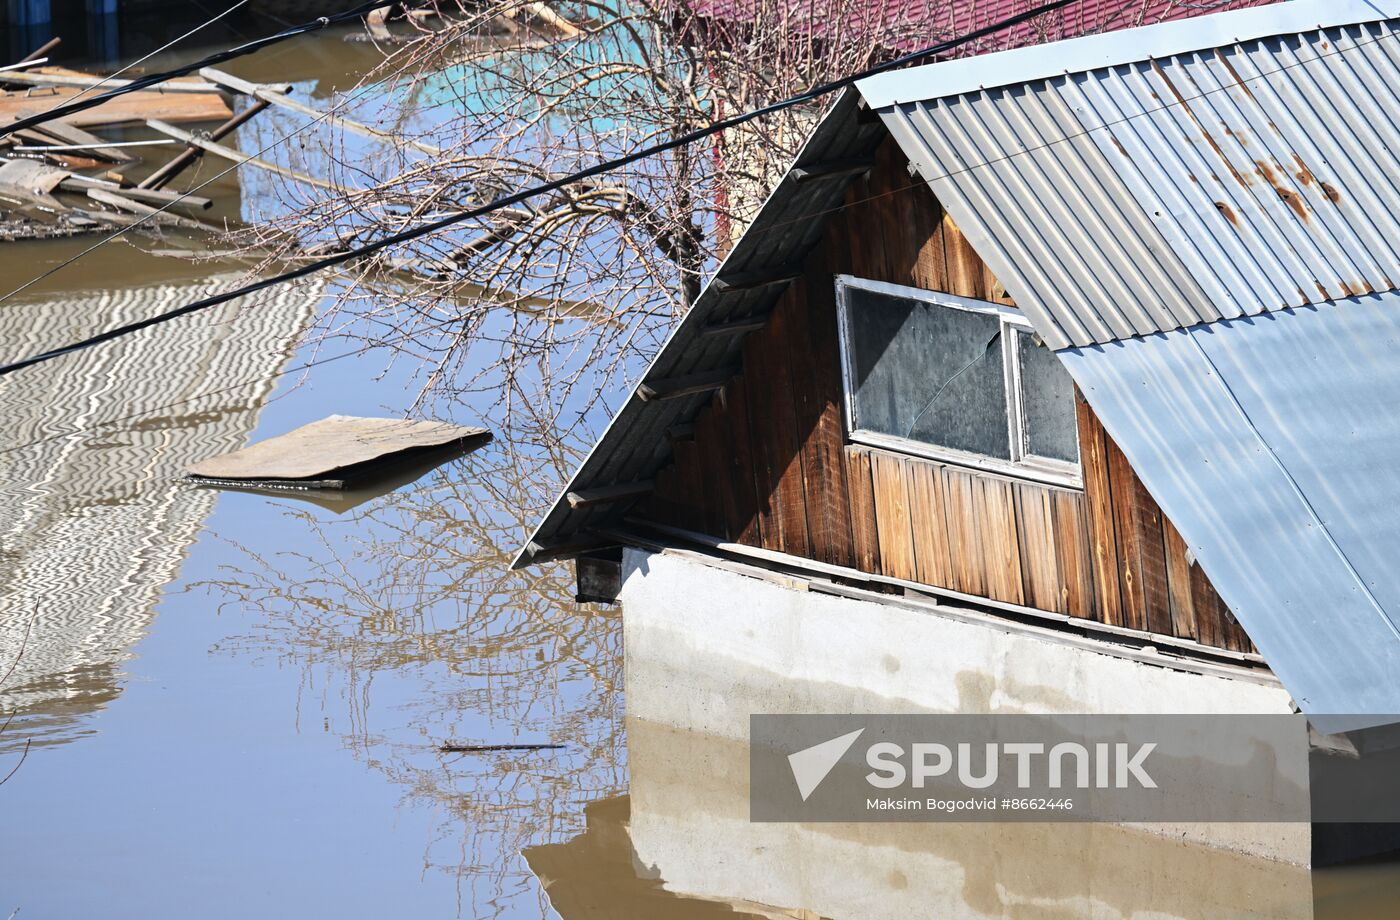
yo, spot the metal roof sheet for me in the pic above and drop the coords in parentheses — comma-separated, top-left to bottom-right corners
(513, 90, 885, 567)
(1060, 295, 1400, 732)
(866, 0, 1400, 348)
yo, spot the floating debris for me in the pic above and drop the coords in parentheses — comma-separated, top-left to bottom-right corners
(185, 415, 491, 492)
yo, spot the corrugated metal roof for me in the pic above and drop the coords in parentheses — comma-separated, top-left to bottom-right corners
(513, 90, 884, 567)
(1059, 295, 1400, 732)
(865, 0, 1400, 348)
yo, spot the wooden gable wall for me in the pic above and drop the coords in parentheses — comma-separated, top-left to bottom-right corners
(642, 136, 1254, 654)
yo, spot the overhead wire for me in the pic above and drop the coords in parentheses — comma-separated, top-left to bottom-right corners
(0, 0, 395, 139)
(0, 0, 1086, 378)
(5, 1, 1378, 453)
(17, 0, 252, 123)
(0, 45, 426, 307)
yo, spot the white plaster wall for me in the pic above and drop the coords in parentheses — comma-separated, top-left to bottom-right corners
(619, 548, 1308, 863)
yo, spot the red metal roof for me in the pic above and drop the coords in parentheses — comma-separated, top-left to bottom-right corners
(686, 0, 1277, 55)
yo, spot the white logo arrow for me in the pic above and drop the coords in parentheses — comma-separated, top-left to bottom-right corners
(788, 728, 865, 801)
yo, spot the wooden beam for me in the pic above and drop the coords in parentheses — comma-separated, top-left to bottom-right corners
(700, 311, 770, 338)
(139, 99, 270, 190)
(566, 479, 654, 509)
(711, 267, 801, 294)
(200, 67, 443, 157)
(523, 535, 617, 564)
(85, 188, 212, 230)
(666, 422, 695, 441)
(146, 119, 346, 193)
(0, 70, 221, 94)
(791, 157, 874, 183)
(637, 368, 733, 402)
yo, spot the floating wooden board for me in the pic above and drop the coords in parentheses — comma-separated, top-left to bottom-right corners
(0, 68, 230, 129)
(186, 415, 491, 491)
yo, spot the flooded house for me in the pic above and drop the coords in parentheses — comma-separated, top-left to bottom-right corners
(515, 0, 1400, 868)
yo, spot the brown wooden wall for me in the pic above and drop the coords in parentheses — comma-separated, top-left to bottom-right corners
(643, 136, 1253, 653)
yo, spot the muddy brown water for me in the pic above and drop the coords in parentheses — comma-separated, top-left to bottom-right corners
(2, 15, 1400, 920)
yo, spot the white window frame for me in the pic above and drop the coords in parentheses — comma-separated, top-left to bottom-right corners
(835, 275, 1082, 489)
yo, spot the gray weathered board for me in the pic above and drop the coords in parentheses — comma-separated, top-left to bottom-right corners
(186, 415, 490, 490)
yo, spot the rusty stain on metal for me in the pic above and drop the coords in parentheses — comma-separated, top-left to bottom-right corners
(1110, 135, 1129, 156)
(1214, 49, 1259, 104)
(1153, 60, 1253, 189)
(1255, 158, 1310, 221)
(1317, 282, 1331, 300)
(1321, 181, 1341, 203)
(1291, 153, 1312, 180)
(1339, 280, 1357, 298)
(1214, 200, 1239, 227)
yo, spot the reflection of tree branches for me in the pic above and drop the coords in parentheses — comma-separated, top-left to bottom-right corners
(0, 606, 36, 787)
(192, 448, 622, 915)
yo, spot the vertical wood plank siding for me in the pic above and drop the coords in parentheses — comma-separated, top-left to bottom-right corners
(642, 136, 1253, 653)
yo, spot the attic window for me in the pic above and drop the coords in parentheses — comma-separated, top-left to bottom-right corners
(835, 276, 1080, 486)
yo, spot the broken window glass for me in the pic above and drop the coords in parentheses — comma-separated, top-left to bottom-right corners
(843, 285, 1011, 460)
(838, 278, 1080, 482)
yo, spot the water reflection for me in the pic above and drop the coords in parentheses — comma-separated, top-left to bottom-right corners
(0, 270, 322, 753)
(195, 448, 624, 908)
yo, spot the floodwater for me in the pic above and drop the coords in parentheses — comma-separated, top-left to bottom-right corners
(1, 11, 1399, 920)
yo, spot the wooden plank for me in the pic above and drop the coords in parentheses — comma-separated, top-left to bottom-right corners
(905, 456, 951, 589)
(1014, 482, 1063, 613)
(744, 305, 812, 557)
(1075, 390, 1124, 627)
(742, 328, 783, 551)
(700, 312, 769, 338)
(0, 68, 220, 93)
(0, 83, 230, 128)
(791, 157, 875, 183)
(636, 368, 732, 402)
(724, 376, 764, 547)
(565, 479, 653, 509)
(147, 118, 345, 192)
(939, 466, 986, 597)
(710, 266, 802, 293)
(200, 67, 443, 157)
(759, 301, 812, 558)
(901, 172, 949, 292)
(696, 405, 739, 540)
(793, 266, 855, 568)
(671, 439, 706, 534)
(1051, 489, 1096, 619)
(1189, 560, 1223, 650)
(870, 450, 917, 581)
(975, 475, 1025, 605)
(1131, 473, 1173, 636)
(941, 212, 988, 300)
(845, 447, 881, 575)
(1106, 434, 1149, 632)
(1161, 517, 1198, 640)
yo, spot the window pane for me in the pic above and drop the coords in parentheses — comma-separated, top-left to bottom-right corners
(844, 286, 1010, 460)
(1016, 330, 1079, 463)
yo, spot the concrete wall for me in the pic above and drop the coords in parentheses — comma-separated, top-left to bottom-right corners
(625, 716, 1315, 919)
(619, 547, 1311, 864)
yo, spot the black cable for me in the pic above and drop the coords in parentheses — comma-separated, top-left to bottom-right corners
(0, 0, 395, 140)
(0, 0, 1083, 379)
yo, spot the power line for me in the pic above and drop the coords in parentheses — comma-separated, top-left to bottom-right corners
(0, 46, 421, 307)
(0, 0, 393, 140)
(3, 4, 1388, 456)
(22, 0, 251, 123)
(0, 0, 1085, 378)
